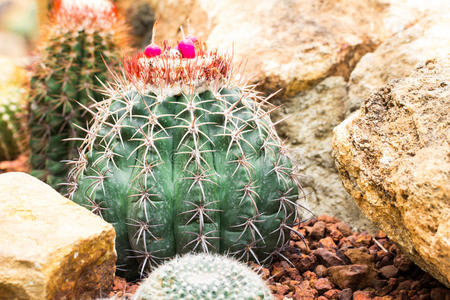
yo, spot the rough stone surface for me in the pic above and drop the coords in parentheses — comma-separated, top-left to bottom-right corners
(276, 76, 375, 230)
(332, 58, 450, 286)
(328, 264, 376, 290)
(0, 172, 116, 299)
(147, 0, 389, 96)
(346, 14, 450, 115)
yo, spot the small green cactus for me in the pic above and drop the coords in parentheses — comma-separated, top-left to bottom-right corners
(0, 86, 28, 161)
(133, 253, 273, 300)
(29, 0, 128, 190)
(69, 40, 304, 279)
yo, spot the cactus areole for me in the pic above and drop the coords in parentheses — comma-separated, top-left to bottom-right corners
(69, 41, 304, 279)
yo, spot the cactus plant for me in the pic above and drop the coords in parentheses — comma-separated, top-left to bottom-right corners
(0, 86, 28, 161)
(0, 58, 29, 162)
(133, 253, 273, 300)
(29, 0, 128, 190)
(69, 40, 304, 279)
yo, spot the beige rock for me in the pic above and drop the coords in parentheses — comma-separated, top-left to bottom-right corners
(332, 58, 450, 286)
(275, 76, 375, 229)
(346, 14, 450, 115)
(148, 0, 387, 96)
(0, 172, 116, 299)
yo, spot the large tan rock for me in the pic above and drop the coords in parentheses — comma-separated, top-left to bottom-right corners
(0, 172, 116, 299)
(148, 0, 388, 96)
(332, 58, 450, 286)
(275, 76, 374, 229)
(346, 14, 450, 115)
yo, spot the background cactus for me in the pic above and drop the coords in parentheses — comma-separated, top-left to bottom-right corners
(69, 41, 305, 279)
(133, 253, 273, 300)
(0, 58, 28, 161)
(0, 86, 28, 161)
(29, 0, 128, 190)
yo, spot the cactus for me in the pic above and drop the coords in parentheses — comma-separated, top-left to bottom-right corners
(0, 58, 29, 161)
(0, 86, 28, 161)
(29, 0, 128, 190)
(69, 40, 304, 279)
(133, 253, 273, 300)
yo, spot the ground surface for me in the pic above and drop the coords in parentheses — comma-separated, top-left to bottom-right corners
(107, 215, 450, 299)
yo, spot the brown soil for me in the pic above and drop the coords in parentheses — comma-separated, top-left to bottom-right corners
(108, 215, 450, 299)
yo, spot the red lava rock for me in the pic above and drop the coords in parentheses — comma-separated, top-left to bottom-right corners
(303, 270, 318, 281)
(294, 280, 318, 299)
(339, 237, 355, 249)
(315, 264, 328, 277)
(313, 248, 345, 267)
(355, 232, 372, 247)
(287, 267, 301, 279)
(320, 236, 338, 249)
(344, 247, 375, 267)
(271, 283, 290, 296)
(396, 279, 414, 291)
(338, 288, 353, 300)
(336, 222, 353, 237)
(379, 278, 398, 296)
(294, 240, 311, 254)
(430, 288, 450, 300)
(260, 266, 271, 280)
(318, 215, 340, 224)
(272, 263, 286, 280)
(310, 221, 327, 240)
(378, 254, 395, 268)
(318, 296, 329, 300)
(315, 278, 334, 293)
(328, 264, 376, 290)
(380, 265, 399, 279)
(394, 254, 413, 272)
(373, 297, 394, 300)
(323, 289, 341, 299)
(353, 290, 373, 300)
(327, 224, 344, 242)
(296, 253, 317, 272)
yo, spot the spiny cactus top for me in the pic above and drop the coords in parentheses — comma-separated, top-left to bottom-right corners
(69, 39, 304, 279)
(133, 253, 273, 300)
(29, 0, 128, 191)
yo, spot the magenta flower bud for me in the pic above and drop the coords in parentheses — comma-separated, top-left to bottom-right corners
(178, 38, 195, 59)
(144, 44, 162, 58)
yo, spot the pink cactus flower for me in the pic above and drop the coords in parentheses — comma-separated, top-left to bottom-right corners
(144, 44, 162, 58)
(178, 38, 195, 59)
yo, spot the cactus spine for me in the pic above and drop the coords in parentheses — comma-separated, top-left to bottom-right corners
(29, 0, 128, 190)
(133, 253, 273, 300)
(0, 58, 28, 161)
(69, 42, 304, 279)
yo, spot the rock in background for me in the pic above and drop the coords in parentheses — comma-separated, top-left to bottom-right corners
(0, 172, 116, 299)
(333, 57, 450, 286)
(143, 0, 449, 231)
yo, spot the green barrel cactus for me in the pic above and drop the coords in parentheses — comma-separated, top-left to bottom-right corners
(69, 40, 304, 279)
(133, 253, 273, 300)
(29, 0, 128, 190)
(0, 86, 28, 161)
